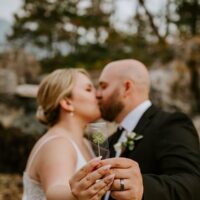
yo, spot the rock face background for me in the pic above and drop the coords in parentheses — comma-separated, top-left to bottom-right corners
(150, 37, 200, 116)
(0, 49, 41, 84)
(0, 38, 200, 200)
(150, 60, 194, 114)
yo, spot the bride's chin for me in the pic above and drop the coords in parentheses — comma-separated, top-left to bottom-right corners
(89, 113, 101, 123)
(96, 111, 101, 120)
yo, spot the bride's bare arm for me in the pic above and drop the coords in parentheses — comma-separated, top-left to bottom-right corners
(37, 138, 78, 200)
(37, 138, 114, 200)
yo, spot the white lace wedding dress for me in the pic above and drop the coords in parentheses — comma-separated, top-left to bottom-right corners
(22, 135, 88, 200)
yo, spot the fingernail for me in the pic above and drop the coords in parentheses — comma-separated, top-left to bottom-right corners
(95, 179, 101, 183)
(100, 164, 112, 170)
(105, 174, 115, 181)
(90, 156, 102, 162)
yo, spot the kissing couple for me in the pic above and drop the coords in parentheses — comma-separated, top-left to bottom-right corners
(22, 59, 200, 200)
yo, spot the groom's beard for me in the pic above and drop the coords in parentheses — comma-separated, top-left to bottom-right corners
(99, 91, 124, 122)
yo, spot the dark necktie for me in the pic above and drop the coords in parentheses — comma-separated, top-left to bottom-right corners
(109, 126, 125, 157)
(115, 126, 125, 140)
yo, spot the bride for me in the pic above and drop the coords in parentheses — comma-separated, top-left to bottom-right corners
(22, 68, 115, 200)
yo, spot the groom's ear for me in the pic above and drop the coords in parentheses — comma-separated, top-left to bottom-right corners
(123, 80, 133, 97)
(59, 98, 74, 112)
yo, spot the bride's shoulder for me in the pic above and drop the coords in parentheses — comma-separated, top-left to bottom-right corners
(27, 133, 77, 166)
(37, 134, 78, 169)
(40, 134, 76, 156)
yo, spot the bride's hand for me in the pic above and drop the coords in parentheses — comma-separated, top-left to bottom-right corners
(69, 157, 115, 200)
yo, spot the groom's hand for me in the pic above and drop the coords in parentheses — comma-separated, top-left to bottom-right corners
(102, 158, 143, 200)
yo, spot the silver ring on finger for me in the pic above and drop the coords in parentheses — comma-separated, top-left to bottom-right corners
(119, 178, 125, 191)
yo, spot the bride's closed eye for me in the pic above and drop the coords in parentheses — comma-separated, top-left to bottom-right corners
(85, 84, 94, 92)
(86, 87, 92, 92)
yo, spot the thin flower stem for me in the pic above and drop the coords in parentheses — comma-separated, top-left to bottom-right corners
(98, 142, 100, 156)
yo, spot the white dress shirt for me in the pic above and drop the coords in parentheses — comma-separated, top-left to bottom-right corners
(116, 100, 152, 157)
(104, 100, 152, 200)
(120, 100, 152, 132)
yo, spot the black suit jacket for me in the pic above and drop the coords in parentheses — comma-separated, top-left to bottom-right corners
(108, 105, 200, 200)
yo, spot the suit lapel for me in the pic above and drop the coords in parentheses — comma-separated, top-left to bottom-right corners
(121, 105, 158, 157)
(133, 105, 158, 134)
(109, 105, 158, 158)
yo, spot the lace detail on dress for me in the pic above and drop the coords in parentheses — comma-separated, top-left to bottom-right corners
(22, 172, 46, 200)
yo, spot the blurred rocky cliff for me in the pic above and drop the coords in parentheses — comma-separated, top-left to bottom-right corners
(0, 49, 41, 92)
(0, 49, 45, 174)
(150, 37, 200, 133)
(150, 37, 200, 114)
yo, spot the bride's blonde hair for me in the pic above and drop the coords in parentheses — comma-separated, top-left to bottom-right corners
(36, 68, 89, 126)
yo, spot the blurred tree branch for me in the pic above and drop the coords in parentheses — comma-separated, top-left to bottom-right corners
(138, 0, 166, 44)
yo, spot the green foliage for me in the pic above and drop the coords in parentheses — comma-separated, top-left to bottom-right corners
(175, 0, 200, 36)
(9, 0, 118, 71)
(8, 0, 194, 72)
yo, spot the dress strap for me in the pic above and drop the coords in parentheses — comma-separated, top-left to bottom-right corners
(67, 138, 88, 171)
(26, 135, 68, 171)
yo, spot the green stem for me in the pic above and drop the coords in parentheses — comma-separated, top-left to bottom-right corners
(98, 142, 100, 157)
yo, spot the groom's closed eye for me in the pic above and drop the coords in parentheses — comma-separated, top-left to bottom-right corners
(99, 82, 108, 90)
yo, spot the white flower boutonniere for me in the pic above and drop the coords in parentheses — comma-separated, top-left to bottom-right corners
(114, 131, 143, 157)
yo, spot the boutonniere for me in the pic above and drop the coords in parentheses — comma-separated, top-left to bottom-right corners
(114, 131, 143, 157)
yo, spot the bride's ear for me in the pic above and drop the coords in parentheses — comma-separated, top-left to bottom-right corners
(59, 98, 74, 112)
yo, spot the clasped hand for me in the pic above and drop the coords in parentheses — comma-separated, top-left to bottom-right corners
(69, 157, 115, 200)
(69, 157, 143, 200)
(102, 158, 143, 200)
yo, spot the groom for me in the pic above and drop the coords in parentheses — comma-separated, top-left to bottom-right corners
(96, 59, 200, 200)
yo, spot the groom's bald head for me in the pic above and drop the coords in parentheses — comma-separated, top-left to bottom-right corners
(101, 59, 150, 94)
(97, 59, 150, 122)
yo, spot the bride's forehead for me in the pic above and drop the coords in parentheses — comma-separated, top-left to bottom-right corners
(75, 73, 92, 85)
